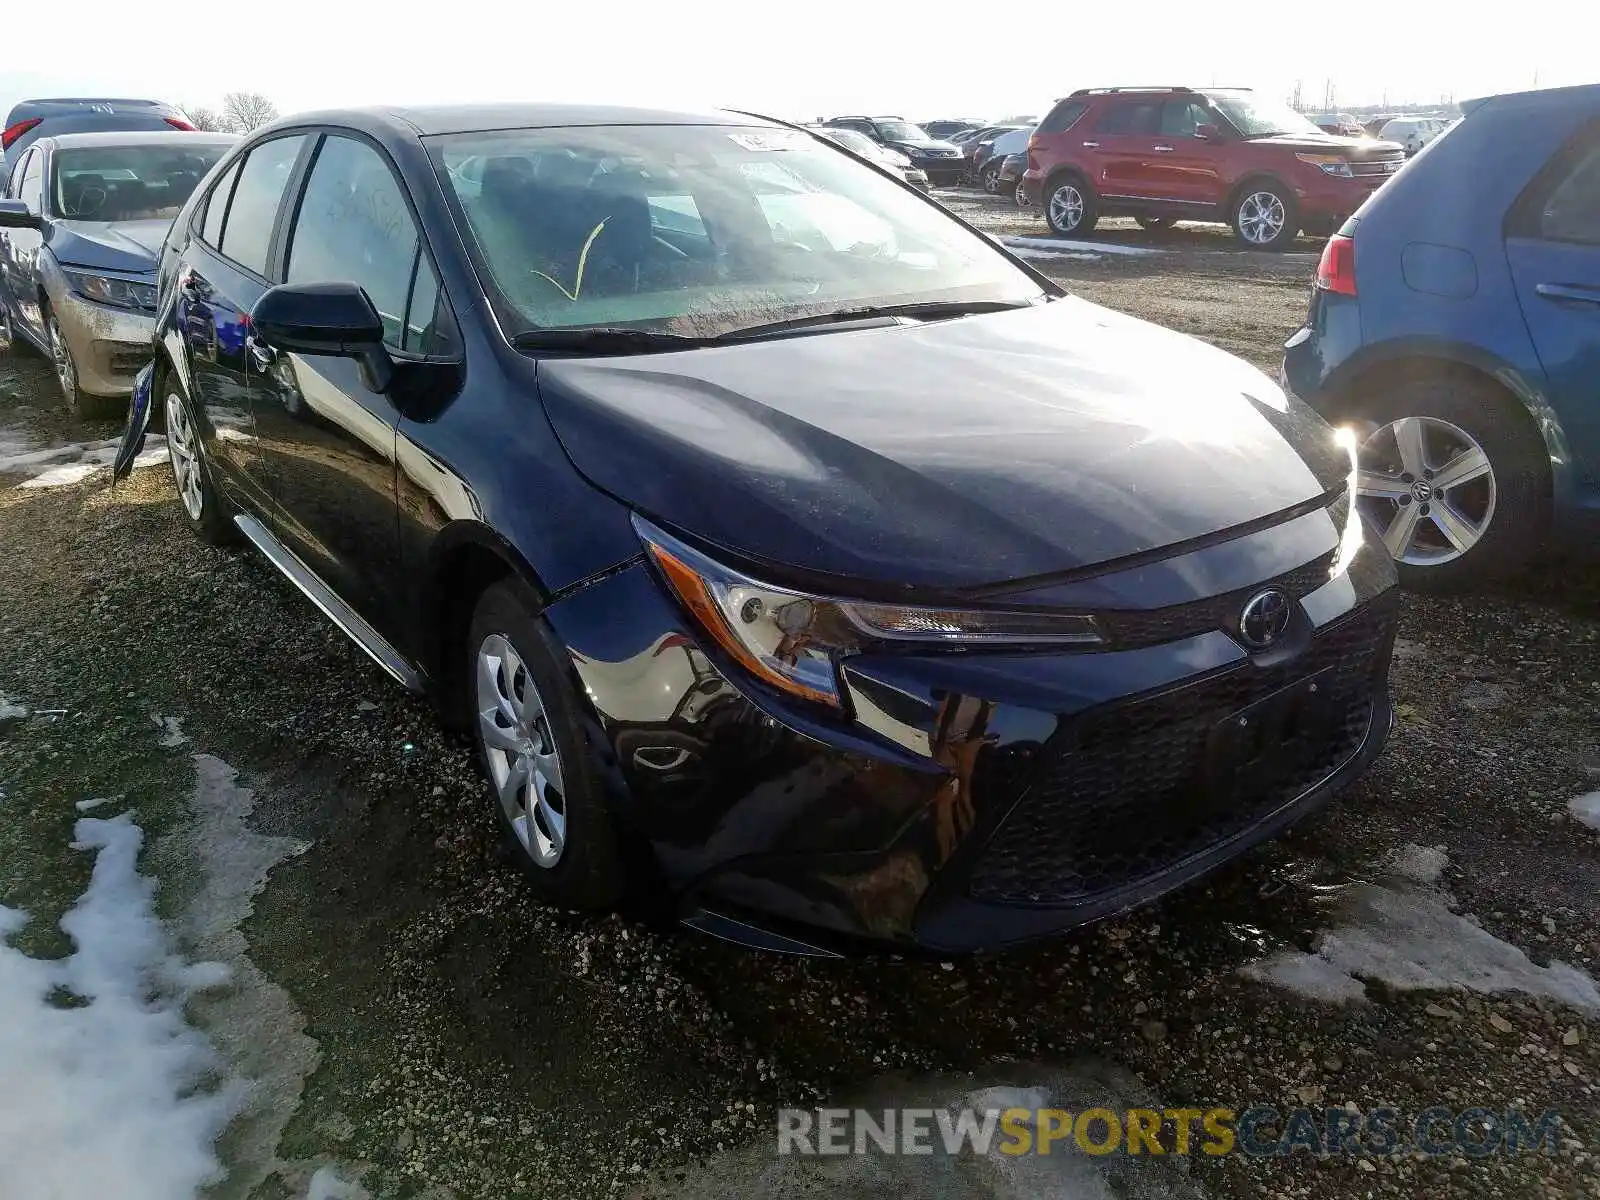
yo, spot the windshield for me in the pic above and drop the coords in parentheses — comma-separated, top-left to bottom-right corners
(434, 125, 1042, 339)
(52, 144, 229, 221)
(1207, 95, 1324, 139)
(874, 120, 931, 143)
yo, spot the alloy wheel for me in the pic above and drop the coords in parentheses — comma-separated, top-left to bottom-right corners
(48, 315, 77, 402)
(1237, 190, 1287, 245)
(1014, 180, 1029, 207)
(1355, 416, 1497, 566)
(477, 633, 566, 868)
(1048, 184, 1084, 232)
(165, 391, 205, 520)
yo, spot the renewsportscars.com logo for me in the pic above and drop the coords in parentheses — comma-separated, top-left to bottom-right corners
(777, 1105, 1566, 1159)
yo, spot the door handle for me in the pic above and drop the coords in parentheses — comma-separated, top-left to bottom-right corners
(1535, 282, 1600, 306)
(1081, 140, 1100, 149)
(1153, 144, 1175, 153)
(245, 333, 276, 371)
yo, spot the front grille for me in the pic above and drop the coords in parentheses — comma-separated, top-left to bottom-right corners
(1350, 158, 1403, 178)
(1097, 553, 1334, 649)
(966, 594, 1395, 907)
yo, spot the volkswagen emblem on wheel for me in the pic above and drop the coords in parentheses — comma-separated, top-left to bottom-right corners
(1238, 589, 1292, 649)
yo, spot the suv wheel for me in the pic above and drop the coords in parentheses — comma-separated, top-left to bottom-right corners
(1044, 177, 1097, 236)
(1342, 376, 1549, 592)
(1231, 184, 1298, 250)
(468, 580, 623, 909)
(981, 162, 1002, 194)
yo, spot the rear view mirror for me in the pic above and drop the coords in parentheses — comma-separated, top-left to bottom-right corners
(0, 199, 39, 229)
(1194, 123, 1221, 141)
(252, 281, 393, 392)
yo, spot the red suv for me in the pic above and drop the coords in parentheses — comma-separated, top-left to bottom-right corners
(1022, 87, 1405, 249)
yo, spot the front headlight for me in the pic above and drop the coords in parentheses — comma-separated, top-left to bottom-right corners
(63, 270, 157, 312)
(1295, 153, 1354, 178)
(635, 517, 1104, 709)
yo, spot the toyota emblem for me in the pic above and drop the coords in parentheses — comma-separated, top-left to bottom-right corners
(1239, 589, 1292, 649)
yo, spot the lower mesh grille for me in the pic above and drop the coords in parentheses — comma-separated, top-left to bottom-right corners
(967, 596, 1395, 908)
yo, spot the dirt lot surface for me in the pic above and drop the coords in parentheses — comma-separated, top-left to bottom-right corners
(1, 190, 1597, 1200)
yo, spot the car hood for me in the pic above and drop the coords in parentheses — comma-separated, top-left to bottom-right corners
(1248, 132, 1403, 158)
(47, 219, 166, 273)
(537, 298, 1349, 592)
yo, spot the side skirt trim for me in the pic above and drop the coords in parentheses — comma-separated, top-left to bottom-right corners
(233, 513, 424, 693)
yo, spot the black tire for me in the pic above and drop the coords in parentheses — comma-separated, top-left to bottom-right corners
(467, 579, 623, 909)
(1013, 179, 1029, 207)
(1135, 215, 1172, 231)
(1336, 374, 1550, 593)
(44, 306, 120, 419)
(159, 367, 237, 546)
(1230, 182, 1299, 251)
(981, 162, 1002, 194)
(1043, 175, 1098, 236)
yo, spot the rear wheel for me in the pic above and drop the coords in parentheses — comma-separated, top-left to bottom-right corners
(468, 580, 623, 909)
(1231, 183, 1299, 250)
(164, 372, 236, 545)
(1044, 176, 1097, 236)
(1339, 375, 1549, 592)
(981, 162, 1002, 194)
(1014, 178, 1029, 207)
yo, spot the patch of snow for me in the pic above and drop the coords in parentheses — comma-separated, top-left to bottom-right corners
(1243, 844, 1600, 1012)
(1001, 235, 1165, 258)
(0, 812, 245, 1199)
(75, 796, 115, 813)
(1568, 792, 1600, 833)
(0, 691, 27, 723)
(2, 435, 166, 490)
(155, 715, 188, 748)
(306, 1165, 370, 1199)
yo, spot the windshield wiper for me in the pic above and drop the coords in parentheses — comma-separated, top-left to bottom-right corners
(717, 299, 1035, 343)
(510, 327, 713, 355)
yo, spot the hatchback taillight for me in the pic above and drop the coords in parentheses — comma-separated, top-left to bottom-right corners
(1, 118, 41, 149)
(164, 117, 197, 131)
(1315, 234, 1357, 296)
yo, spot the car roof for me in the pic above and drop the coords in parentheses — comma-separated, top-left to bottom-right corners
(273, 104, 774, 139)
(6, 96, 181, 120)
(1461, 81, 1600, 114)
(41, 130, 238, 150)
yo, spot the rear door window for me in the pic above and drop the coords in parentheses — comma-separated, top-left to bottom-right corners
(1095, 101, 1161, 136)
(218, 135, 308, 277)
(200, 160, 242, 247)
(1537, 141, 1600, 245)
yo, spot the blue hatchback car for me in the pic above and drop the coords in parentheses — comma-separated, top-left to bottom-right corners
(1283, 84, 1600, 591)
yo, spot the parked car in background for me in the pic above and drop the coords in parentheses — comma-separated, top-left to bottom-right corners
(113, 103, 1397, 955)
(809, 125, 930, 190)
(3, 98, 196, 173)
(1023, 87, 1405, 249)
(821, 116, 965, 185)
(1309, 113, 1366, 137)
(969, 126, 1029, 186)
(1377, 116, 1448, 155)
(1283, 83, 1600, 590)
(0, 130, 235, 413)
(997, 151, 1029, 204)
(923, 120, 982, 140)
(1363, 115, 1398, 138)
(977, 128, 1033, 192)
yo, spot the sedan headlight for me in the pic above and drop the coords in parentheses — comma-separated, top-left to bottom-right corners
(1295, 153, 1354, 178)
(63, 270, 158, 312)
(635, 517, 1104, 709)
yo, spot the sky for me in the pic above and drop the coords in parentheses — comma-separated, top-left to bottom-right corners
(1, 0, 1591, 125)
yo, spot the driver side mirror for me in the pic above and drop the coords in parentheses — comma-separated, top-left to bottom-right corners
(0, 199, 39, 229)
(1194, 123, 1221, 141)
(251, 281, 393, 392)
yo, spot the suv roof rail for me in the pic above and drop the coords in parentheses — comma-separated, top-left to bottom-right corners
(1069, 86, 1194, 97)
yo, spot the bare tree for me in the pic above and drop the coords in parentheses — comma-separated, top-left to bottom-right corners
(221, 92, 279, 133)
(182, 105, 229, 133)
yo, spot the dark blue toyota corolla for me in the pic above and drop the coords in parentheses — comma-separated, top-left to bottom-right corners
(116, 104, 1397, 953)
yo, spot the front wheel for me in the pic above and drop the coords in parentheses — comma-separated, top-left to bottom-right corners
(1014, 179, 1030, 207)
(1343, 376, 1549, 592)
(46, 308, 117, 418)
(468, 580, 623, 909)
(1231, 184, 1299, 250)
(981, 162, 1002, 194)
(1044, 177, 1097, 236)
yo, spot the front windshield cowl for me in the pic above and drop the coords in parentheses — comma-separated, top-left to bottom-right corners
(433, 123, 1042, 343)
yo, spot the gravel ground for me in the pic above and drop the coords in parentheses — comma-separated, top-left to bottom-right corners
(0, 196, 1597, 1200)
